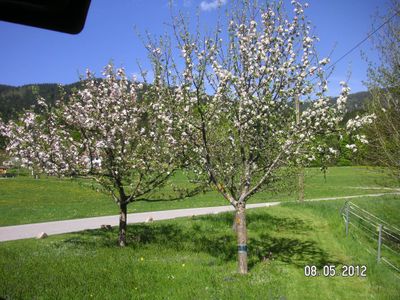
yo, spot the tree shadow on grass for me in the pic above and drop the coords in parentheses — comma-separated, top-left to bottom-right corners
(248, 234, 341, 269)
(247, 211, 312, 234)
(55, 211, 341, 271)
(197, 211, 312, 233)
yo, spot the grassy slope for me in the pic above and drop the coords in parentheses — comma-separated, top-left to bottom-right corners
(1, 197, 399, 299)
(0, 166, 398, 226)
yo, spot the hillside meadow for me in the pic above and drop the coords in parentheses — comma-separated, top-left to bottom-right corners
(0, 196, 399, 299)
(1, 166, 399, 299)
(0, 166, 397, 226)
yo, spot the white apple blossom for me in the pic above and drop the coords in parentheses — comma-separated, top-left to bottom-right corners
(145, 0, 371, 274)
(319, 58, 330, 65)
(1, 65, 176, 247)
(346, 144, 358, 152)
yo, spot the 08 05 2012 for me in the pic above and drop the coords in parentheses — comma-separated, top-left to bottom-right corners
(304, 265, 367, 277)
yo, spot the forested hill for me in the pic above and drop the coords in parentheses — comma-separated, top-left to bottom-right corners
(338, 91, 370, 115)
(0, 82, 371, 122)
(0, 82, 82, 122)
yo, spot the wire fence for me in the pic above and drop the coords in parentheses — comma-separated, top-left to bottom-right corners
(340, 201, 400, 274)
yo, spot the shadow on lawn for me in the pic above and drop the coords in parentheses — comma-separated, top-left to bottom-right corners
(57, 211, 341, 270)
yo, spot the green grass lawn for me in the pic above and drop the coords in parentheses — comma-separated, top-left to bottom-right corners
(1, 197, 399, 299)
(0, 166, 398, 226)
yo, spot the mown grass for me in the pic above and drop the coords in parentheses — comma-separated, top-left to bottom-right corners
(0, 166, 398, 226)
(1, 196, 399, 299)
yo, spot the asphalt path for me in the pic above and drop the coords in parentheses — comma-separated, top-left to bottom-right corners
(1, 192, 399, 242)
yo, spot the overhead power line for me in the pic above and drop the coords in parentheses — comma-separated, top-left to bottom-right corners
(326, 9, 400, 72)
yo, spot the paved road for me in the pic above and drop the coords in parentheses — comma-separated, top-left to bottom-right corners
(1, 192, 399, 242)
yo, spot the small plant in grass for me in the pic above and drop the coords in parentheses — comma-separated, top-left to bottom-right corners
(0, 65, 176, 246)
(146, 0, 373, 273)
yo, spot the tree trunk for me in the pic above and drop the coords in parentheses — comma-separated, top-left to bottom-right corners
(298, 168, 304, 202)
(295, 94, 304, 202)
(235, 202, 248, 274)
(118, 202, 127, 247)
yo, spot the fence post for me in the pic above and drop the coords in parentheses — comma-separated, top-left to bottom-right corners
(377, 224, 382, 262)
(345, 203, 349, 236)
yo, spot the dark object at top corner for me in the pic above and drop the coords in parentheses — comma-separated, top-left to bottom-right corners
(0, 0, 91, 34)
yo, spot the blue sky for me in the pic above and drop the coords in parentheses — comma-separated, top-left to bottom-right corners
(0, 0, 390, 96)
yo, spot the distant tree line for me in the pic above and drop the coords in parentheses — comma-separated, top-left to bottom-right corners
(0, 82, 372, 123)
(0, 83, 83, 122)
(0, 82, 372, 165)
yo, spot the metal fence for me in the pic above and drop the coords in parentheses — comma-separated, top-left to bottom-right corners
(340, 201, 400, 274)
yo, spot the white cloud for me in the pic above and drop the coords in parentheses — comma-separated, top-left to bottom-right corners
(200, 0, 227, 11)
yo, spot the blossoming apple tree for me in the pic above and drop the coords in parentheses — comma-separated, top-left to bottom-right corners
(0, 65, 176, 246)
(146, 0, 371, 273)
